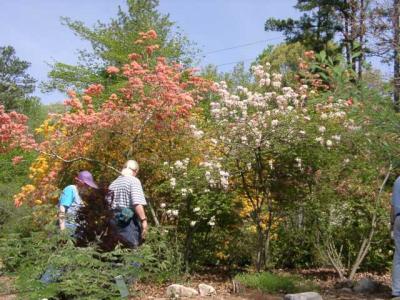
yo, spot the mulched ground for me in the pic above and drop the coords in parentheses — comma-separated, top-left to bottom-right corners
(131, 269, 393, 299)
(0, 276, 16, 300)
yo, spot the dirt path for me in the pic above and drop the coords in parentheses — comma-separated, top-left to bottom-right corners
(0, 276, 16, 300)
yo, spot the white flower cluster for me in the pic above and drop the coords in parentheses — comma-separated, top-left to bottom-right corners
(251, 64, 271, 87)
(190, 124, 204, 139)
(208, 215, 216, 227)
(174, 158, 189, 171)
(200, 159, 230, 190)
(170, 177, 176, 188)
(211, 65, 308, 132)
(314, 125, 342, 149)
(208, 63, 357, 181)
(295, 157, 302, 170)
(180, 188, 193, 197)
(166, 209, 179, 217)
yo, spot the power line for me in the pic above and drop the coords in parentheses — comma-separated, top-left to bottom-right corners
(203, 37, 282, 55)
(216, 58, 257, 68)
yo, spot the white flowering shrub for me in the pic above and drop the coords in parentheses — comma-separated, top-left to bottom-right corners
(151, 57, 398, 273)
(154, 157, 241, 270)
(199, 61, 383, 270)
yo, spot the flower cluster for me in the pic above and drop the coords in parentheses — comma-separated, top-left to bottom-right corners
(200, 159, 230, 190)
(0, 105, 37, 154)
(209, 62, 352, 156)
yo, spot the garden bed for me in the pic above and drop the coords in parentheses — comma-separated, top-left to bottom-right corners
(131, 269, 393, 299)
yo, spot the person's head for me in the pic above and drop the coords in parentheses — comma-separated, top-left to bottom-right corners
(121, 160, 139, 177)
(124, 159, 139, 176)
(75, 170, 98, 191)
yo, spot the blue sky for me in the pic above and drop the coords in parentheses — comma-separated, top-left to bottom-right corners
(0, 0, 335, 104)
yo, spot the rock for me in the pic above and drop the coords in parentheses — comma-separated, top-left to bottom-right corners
(232, 279, 245, 294)
(283, 292, 323, 300)
(198, 283, 216, 296)
(353, 278, 378, 294)
(335, 279, 353, 289)
(339, 287, 353, 294)
(166, 284, 199, 298)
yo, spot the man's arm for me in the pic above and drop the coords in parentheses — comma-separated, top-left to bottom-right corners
(134, 204, 148, 239)
(130, 177, 148, 239)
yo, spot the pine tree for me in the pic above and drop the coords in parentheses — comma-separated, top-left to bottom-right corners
(0, 46, 40, 112)
(265, 0, 370, 77)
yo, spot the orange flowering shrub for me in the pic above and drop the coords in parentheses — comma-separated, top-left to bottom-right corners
(8, 30, 213, 207)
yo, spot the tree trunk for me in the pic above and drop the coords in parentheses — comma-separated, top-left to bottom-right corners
(255, 223, 265, 271)
(344, 16, 352, 66)
(264, 209, 274, 267)
(394, 0, 400, 111)
(358, 0, 366, 80)
(348, 163, 392, 279)
(350, 0, 357, 72)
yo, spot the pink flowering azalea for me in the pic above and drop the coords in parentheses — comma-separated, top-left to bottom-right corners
(106, 66, 120, 75)
(12, 156, 23, 165)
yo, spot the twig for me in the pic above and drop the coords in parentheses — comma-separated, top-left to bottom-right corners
(146, 198, 160, 227)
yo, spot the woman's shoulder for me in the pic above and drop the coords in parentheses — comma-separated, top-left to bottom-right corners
(63, 184, 77, 192)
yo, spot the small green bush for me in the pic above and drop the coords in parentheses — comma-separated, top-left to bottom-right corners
(234, 272, 318, 294)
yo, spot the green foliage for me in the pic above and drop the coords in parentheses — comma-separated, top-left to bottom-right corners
(0, 149, 37, 228)
(265, 1, 341, 53)
(235, 272, 318, 294)
(137, 226, 183, 282)
(0, 203, 186, 299)
(0, 45, 42, 116)
(256, 42, 305, 77)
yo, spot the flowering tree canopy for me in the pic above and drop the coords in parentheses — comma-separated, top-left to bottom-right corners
(8, 30, 213, 207)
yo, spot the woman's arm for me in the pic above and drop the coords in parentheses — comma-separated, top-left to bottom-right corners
(59, 205, 66, 230)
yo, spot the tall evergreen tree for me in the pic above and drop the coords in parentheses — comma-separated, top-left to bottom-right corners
(0, 46, 40, 112)
(265, 0, 342, 53)
(370, 0, 400, 110)
(265, 0, 370, 77)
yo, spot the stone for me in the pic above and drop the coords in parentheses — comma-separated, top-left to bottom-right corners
(353, 278, 378, 294)
(283, 292, 323, 300)
(232, 279, 245, 294)
(335, 279, 353, 289)
(166, 284, 199, 298)
(198, 283, 216, 296)
(339, 287, 353, 294)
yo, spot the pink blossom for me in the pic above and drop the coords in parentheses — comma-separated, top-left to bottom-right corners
(12, 156, 23, 165)
(106, 66, 120, 74)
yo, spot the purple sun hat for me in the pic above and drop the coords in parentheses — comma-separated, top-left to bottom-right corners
(76, 170, 98, 189)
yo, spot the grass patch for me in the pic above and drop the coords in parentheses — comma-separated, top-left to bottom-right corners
(234, 271, 318, 294)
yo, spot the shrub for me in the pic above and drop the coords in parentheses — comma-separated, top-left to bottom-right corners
(235, 271, 318, 294)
